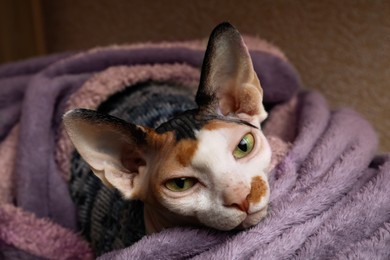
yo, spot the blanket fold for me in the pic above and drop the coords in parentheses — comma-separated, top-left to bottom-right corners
(0, 37, 388, 259)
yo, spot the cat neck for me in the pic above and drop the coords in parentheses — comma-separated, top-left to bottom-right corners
(143, 204, 200, 234)
(143, 206, 172, 234)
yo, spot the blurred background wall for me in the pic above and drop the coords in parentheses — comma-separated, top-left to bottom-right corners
(0, 0, 389, 151)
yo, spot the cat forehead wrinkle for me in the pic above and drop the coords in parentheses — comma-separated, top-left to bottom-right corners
(202, 118, 259, 132)
(247, 176, 268, 204)
(203, 119, 242, 131)
(156, 110, 203, 141)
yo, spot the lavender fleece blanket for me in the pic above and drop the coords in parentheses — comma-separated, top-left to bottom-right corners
(0, 37, 389, 259)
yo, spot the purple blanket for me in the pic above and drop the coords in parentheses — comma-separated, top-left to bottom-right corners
(0, 38, 388, 259)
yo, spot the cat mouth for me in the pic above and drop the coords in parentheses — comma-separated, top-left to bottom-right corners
(236, 207, 268, 229)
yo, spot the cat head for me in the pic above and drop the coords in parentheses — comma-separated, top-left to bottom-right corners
(63, 22, 272, 233)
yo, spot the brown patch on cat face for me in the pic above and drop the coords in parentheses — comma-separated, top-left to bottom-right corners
(145, 129, 198, 167)
(247, 176, 267, 204)
(145, 128, 175, 150)
(176, 140, 198, 166)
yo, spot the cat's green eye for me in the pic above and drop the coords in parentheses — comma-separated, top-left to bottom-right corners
(233, 133, 255, 159)
(165, 177, 197, 192)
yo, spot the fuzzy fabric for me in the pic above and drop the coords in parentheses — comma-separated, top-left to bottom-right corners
(0, 126, 18, 204)
(0, 204, 93, 259)
(0, 37, 299, 259)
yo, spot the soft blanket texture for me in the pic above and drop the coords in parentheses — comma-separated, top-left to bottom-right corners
(0, 36, 388, 259)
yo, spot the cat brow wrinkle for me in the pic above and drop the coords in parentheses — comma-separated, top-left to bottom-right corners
(156, 110, 201, 140)
(156, 110, 259, 141)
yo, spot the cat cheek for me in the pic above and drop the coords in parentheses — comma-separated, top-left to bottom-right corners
(163, 194, 205, 218)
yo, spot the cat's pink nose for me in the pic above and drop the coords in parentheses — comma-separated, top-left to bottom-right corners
(230, 199, 249, 212)
(223, 187, 250, 212)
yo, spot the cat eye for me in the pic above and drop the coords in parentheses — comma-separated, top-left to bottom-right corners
(233, 133, 255, 159)
(165, 177, 197, 192)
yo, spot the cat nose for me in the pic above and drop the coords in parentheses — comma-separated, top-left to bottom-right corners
(223, 187, 250, 212)
(230, 199, 249, 212)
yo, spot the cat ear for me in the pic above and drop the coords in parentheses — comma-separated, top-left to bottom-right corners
(63, 109, 149, 199)
(195, 22, 267, 123)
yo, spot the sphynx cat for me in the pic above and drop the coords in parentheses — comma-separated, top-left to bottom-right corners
(63, 22, 272, 234)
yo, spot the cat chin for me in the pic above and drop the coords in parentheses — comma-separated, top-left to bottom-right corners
(236, 206, 268, 230)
